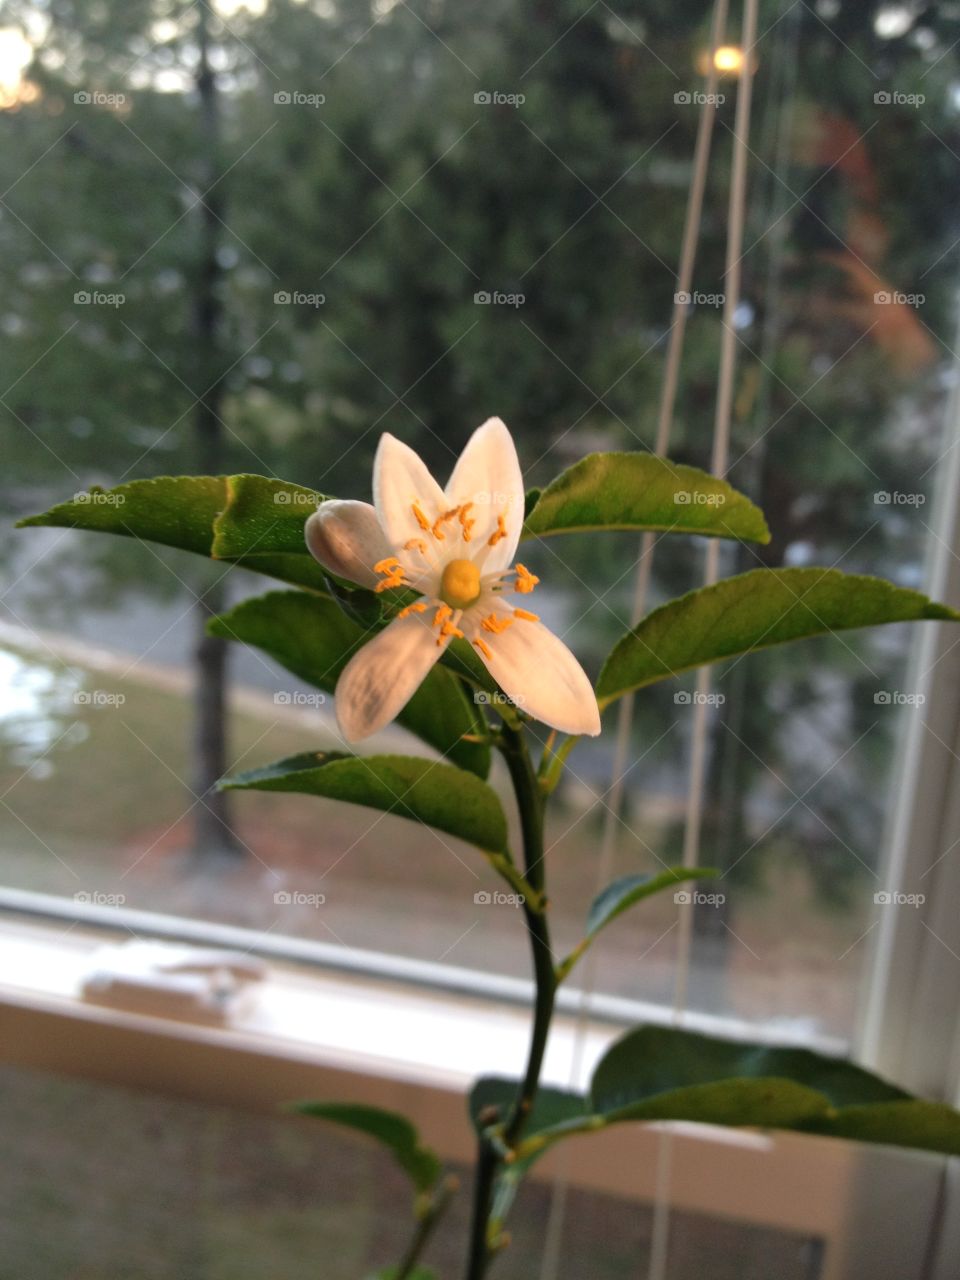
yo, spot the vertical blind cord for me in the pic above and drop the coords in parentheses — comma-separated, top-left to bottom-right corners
(537, 3, 731, 1277)
(649, 1, 761, 1277)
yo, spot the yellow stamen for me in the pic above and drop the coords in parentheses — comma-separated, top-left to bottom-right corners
(474, 637, 492, 659)
(481, 612, 513, 635)
(373, 555, 406, 592)
(458, 502, 476, 542)
(513, 608, 539, 622)
(488, 514, 508, 547)
(411, 502, 431, 531)
(375, 574, 404, 592)
(514, 562, 539, 594)
(397, 602, 427, 619)
(433, 604, 453, 628)
(374, 557, 402, 574)
(431, 507, 460, 542)
(404, 537, 428, 554)
(440, 558, 482, 609)
(437, 619, 465, 647)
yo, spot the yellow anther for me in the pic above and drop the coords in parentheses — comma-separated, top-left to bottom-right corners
(514, 562, 539, 594)
(433, 604, 453, 628)
(481, 612, 513, 635)
(397, 602, 427, 619)
(436, 620, 464, 647)
(458, 502, 476, 542)
(374, 556, 403, 574)
(411, 502, 431, 531)
(513, 608, 539, 622)
(431, 507, 460, 542)
(440, 558, 482, 609)
(473, 637, 492, 659)
(375, 574, 404, 593)
(403, 537, 428, 554)
(488, 514, 508, 547)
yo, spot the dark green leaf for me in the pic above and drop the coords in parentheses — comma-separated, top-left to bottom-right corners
(222, 751, 508, 852)
(17, 475, 330, 592)
(591, 1026, 911, 1116)
(585, 869, 716, 941)
(210, 473, 324, 559)
(470, 1076, 588, 1137)
(597, 568, 960, 707)
(209, 591, 490, 778)
(522, 453, 770, 543)
(293, 1101, 440, 1192)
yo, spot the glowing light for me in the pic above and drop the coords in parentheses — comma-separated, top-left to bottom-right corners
(0, 28, 36, 110)
(713, 45, 745, 74)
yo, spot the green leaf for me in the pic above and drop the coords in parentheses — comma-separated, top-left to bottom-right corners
(17, 475, 331, 592)
(585, 869, 715, 941)
(597, 568, 960, 707)
(590, 1026, 911, 1117)
(221, 751, 508, 852)
(804, 1100, 960, 1157)
(556, 869, 717, 981)
(470, 1076, 588, 1138)
(209, 591, 490, 778)
(293, 1101, 441, 1193)
(522, 453, 770, 543)
(210, 473, 324, 559)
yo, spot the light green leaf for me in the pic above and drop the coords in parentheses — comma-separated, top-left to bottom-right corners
(804, 1100, 960, 1157)
(597, 568, 960, 707)
(293, 1101, 441, 1193)
(522, 453, 770, 543)
(221, 751, 508, 852)
(17, 475, 331, 592)
(556, 868, 716, 981)
(209, 591, 490, 778)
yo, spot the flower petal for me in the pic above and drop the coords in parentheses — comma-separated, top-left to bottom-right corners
(305, 499, 392, 589)
(473, 612, 601, 736)
(335, 608, 443, 742)
(445, 417, 525, 573)
(373, 433, 448, 552)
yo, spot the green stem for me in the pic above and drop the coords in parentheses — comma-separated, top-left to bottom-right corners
(463, 724, 556, 1279)
(396, 1177, 458, 1279)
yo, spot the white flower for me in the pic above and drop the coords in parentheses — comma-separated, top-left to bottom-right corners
(305, 417, 601, 742)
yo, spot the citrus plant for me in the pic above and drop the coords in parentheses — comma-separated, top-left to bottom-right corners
(19, 418, 960, 1278)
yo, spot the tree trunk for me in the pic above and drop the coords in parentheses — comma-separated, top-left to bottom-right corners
(189, 2, 240, 859)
